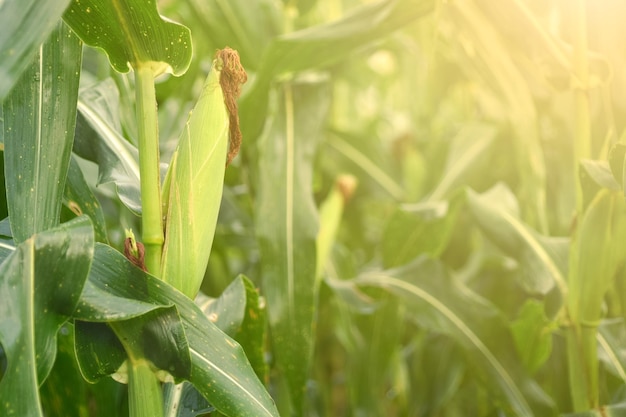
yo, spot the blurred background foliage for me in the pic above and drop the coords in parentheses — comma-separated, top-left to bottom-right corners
(7, 0, 626, 415)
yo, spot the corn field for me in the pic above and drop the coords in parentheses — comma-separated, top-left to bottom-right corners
(2, 1, 626, 416)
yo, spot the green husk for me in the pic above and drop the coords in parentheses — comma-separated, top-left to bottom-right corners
(161, 49, 246, 298)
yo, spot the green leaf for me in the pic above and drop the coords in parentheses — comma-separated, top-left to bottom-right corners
(467, 183, 568, 297)
(74, 321, 126, 383)
(568, 189, 626, 325)
(39, 323, 90, 417)
(511, 299, 555, 374)
(0, 0, 71, 101)
(0, 216, 94, 417)
(580, 159, 620, 194)
(598, 319, 626, 385)
(608, 143, 626, 189)
(64, 156, 109, 243)
(255, 79, 329, 415)
(2, 22, 82, 243)
(339, 293, 402, 416)
(234, 276, 268, 384)
(63, 0, 192, 76)
(74, 78, 142, 214)
(160, 56, 230, 298)
(258, 0, 434, 77)
(163, 381, 214, 417)
(111, 307, 192, 381)
(76, 243, 279, 417)
(408, 335, 465, 415)
(176, 275, 268, 414)
(427, 123, 497, 201)
(241, 0, 435, 141)
(325, 129, 404, 199)
(185, 0, 280, 71)
(196, 277, 247, 338)
(382, 192, 462, 268)
(449, 1, 549, 231)
(356, 256, 556, 416)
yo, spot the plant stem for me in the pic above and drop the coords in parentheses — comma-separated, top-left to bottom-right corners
(128, 359, 164, 417)
(568, 2, 596, 411)
(567, 325, 597, 411)
(135, 66, 163, 275)
(110, 321, 164, 417)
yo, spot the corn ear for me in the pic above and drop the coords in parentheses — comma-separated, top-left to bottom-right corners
(161, 51, 241, 298)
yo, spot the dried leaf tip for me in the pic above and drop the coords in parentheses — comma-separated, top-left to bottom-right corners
(216, 47, 248, 166)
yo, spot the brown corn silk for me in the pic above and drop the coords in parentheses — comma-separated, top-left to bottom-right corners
(216, 47, 247, 165)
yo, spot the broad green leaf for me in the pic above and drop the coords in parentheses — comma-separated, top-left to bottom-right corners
(356, 256, 556, 416)
(196, 276, 247, 338)
(580, 159, 621, 195)
(160, 55, 230, 298)
(0, 216, 94, 417)
(196, 274, 267, 382)
(474, 0, 572, 83)
(185, 0, 281, 71)
(74, 321, 126, 382)
(467, 184, 568, 297)
(3, 22, 82, 243)
(63, 0, 192, 76)
(257, 0, 434, 77)
(241, 0, 435, 141)
(0, 243, 42, 417)
(255, 79, 329, 415)
(571, 190, 626, 325)
(325, 129, 404, 199)
(167, 275, 267, 415)
(234, 275, 268, 384)
(569, 189, 626, 325)
(338, 293, 402, 416)
(64, 156, 109, 243)
(382, 192, 463, 268)
(408, 335, 465, 415)
(76, 243, 279, 417)
(39, 323, 89, 417)
(0, 0, 71, 101)
(110, 307, 192, 381)
(76, 295, 192, 386)
(450, 1, 548, 231)
(598, 319, 626, 385)
(163, 381, 214, 417)
(74, 78, 142, 214)
(511, 299, 555, 374)
(427, 123, 496, 201)
(608, 143, 626, 189)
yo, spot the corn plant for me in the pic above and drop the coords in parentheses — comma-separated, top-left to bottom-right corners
(4, 0, 626, 416)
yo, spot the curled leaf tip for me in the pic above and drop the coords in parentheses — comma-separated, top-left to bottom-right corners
(216, 47, 248, 166)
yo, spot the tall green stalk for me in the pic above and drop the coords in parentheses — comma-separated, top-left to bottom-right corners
(567, 1, 595, 411)
(135, 66, 164, 275)
(111, 320, 165, 417)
